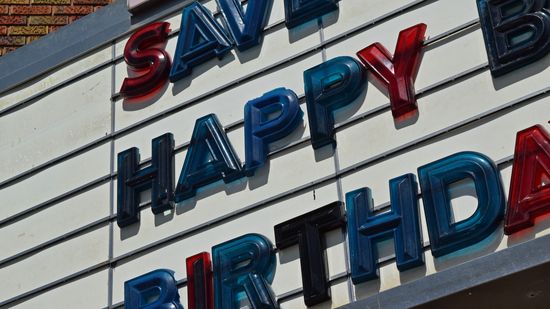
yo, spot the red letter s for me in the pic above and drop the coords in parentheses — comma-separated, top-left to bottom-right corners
(120, 22, 171, 99)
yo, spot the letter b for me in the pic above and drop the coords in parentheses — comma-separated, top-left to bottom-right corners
(477, 0, 550, 76)
(125, 269, 184, 309)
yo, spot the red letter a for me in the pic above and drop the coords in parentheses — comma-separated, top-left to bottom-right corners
(356, 24, 426, 119)
(505, 125, 550, 235)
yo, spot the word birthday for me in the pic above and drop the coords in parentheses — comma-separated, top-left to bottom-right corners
(118, 0, 550, 308)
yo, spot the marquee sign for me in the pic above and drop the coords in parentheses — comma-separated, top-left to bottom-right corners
(117, 0, 550, 308)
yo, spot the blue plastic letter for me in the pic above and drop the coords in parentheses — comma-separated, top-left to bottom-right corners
(244, 87, 303, 176)
(346, 174, 423, 284)
(170, 2, 232, 82)
(117, 133, 174, 228)
(418, 152, 505, 257)
(304, 56, 366, 149)
(477, 0, 550, 76)
(175, 114, 243, 202)
(125, 269, 184, 309)
(216, 0, 272, 51)
(212, 234, 278, 309)
(284, 0, 339, 28)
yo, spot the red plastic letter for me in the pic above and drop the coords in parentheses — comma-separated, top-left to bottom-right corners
(505, 125, 550, 235)
(356, 24, 427, 119)
(120, 22, 171, 99)
(186, 252, 213, 309)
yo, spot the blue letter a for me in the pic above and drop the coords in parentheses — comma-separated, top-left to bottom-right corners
(175, 114, 244, 202)
(170, 2, 232, 82)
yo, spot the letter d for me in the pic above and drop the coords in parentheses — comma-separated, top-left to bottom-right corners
(418, 152, 505, 257)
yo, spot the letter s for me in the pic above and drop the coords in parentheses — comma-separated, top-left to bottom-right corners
(120, 22, 171, 99)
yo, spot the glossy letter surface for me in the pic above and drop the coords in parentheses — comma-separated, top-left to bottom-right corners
(505, 125, 550, 234)
(170, 2, 232, 82)
(117, 133, 174, 228)
(356, 23, 427, 119)
(244, 87, 303, 176)
(187, 252, 214, 309)
(125, 269, 184, 309)
(477, 0, 550, 76)
(216, 0, 272, 51)
(304, 56, 366, 149)
(284, 0, 339, 28)
(418, 152, 505, 257)
(346, 174, 423, 284)
(175, 114, 243, 202)
(212, 234, 278, 309)
(120, 22, 171, 99)
(274, 202, 345, 306)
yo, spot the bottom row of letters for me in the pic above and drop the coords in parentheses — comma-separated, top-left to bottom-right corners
(124, 124, 550, 308)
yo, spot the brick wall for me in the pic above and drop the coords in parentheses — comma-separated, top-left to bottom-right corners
(0, 0, 113, 56)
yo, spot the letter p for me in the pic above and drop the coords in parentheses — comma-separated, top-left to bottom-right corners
(244, 88, 303, 176)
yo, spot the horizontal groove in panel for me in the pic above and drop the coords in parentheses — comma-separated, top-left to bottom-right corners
(0, 0, 243, 117)
(0, 227, 110, 306)
(0, 18, 482, 232)
(0, 147, 528, 306)
(0, 0, 442, 192)
(0, 57, 492, 269)
(0, 58, 504, 270)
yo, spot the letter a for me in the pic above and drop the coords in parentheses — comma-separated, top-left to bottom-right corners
(505, 125, 550, 235)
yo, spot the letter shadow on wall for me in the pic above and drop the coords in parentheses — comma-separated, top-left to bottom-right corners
(492, 52, 550, 90)
(352, 197, 404, 300)
(175, 120, 307, 215)
(121, 121, 307, 240)
(507, 211, 550, 246)
(397, 20, 484, 129)
(354, 177, 505, 297)
(286, 4, 340, 44)
(175, 177, 248, 216)
(313, 82, 366, 163)
(122, 81, 170, 111)
(233, 33, 264, 65)
(248, 118, 307, 190)
(288, 17, 322, 44)
(431, 178, 504, 273)
(232, 2, 274, 64)
(120, 189, 168, 240)
(171, 51, 236, 96)
(121, 190, 178, 240)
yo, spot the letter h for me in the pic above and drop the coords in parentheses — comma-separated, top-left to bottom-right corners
(117, 133, 175, 228)
(346, 174, 423, 284)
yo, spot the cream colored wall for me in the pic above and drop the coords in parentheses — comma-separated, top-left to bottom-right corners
(1, 0, 549, 308)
